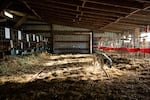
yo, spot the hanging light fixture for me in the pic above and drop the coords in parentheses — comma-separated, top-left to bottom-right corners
(4, 11, 13, 18)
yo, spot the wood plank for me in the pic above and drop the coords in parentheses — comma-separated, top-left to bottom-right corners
(30, 1, 127, 18)
(54, 48, 89, 50)
(33, 6, 80, 16)
(36, 10, 117, 22)
(27, 0, 133, 14)
(84, 2, 133, 14)
(54, 41, 89, 43)
(120, 19, 150, 25)
(80, 8, 126, 17)
(125, 17, 150, 23)
(43, 0, 83, 6)
(42, 15, 110, 25)
(14, 14, 28, 28)
(43, 18, 101, 29)
(86, 0, 145, 9)
(23, 30, 51, 33)
(116, 22, 144, 27)
(53, 31, 92, 34)
(22, 0, 150, 32)
(26, 0, 77, 10)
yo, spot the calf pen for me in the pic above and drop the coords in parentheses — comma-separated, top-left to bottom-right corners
(0, 27, 49, 60)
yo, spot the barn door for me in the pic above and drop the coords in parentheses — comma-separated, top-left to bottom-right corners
(53, 32, 92, 54)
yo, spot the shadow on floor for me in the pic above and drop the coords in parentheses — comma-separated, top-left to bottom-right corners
(0, 77, 149, 100)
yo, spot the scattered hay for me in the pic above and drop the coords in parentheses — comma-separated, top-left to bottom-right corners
(0, 52, 149, 99)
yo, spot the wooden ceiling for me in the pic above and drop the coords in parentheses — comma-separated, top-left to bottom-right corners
(1, 0, 150, 32)
(0, 0, 39, 28)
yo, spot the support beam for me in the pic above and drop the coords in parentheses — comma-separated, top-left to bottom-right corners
(34, 7, 80, 16)
(130, 14, 150, 20)
(0, 18, 7, 22)
(108, 24, 141, 29)
(106, 26, 135, 31)
(51, 24, 54, 53)
(116, 22, 144, 28)
(28, 1, 127, 18)
(99, 9, 140, 30)
(24, 0, 150, 32)
(100, 5, 150, 30)
(80, 8, 126, 17)
(41, 14, 112, 24)
(32, 5, 123, 20)
(85, 0, 145, 9)
(27, 0, 133, 14)
(125, 17, 150, 23)
(102, 29, 122, 33)
(45, 19, 97, 30)
(23, 30, 51, 33)
(78, 0, 86, 21)
(134, 0, 150, 3)
(26, 0, 77, 10)
(22, 0, 41, 19)
(14, 14, 28, 28)
(84, 2, 133, 14)
(8, 9, 38, 19)
(22, 23, 48, 26)
(119, 19, 150, 25)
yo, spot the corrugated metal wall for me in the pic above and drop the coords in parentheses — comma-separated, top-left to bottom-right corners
(53, 33, 91, 54)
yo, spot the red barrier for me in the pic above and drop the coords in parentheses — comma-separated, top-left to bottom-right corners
(93, 46, 150, 54)
(114, 48, 120, 51)
(93, 45, 98, 48)
(127, 48, 139, 52)
(112, 47, 127, 51)
(104, 47, 111, 51)
(98, 46, 106, 50)
(103, 47, 128, 51)
(104, 47, 115, 51)
(140, 48, 150, 54)
(118, 47, 127, 51)
(92, 46, 107, 50)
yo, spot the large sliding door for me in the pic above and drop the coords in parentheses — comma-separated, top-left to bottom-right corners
(53, 32, 92, 54)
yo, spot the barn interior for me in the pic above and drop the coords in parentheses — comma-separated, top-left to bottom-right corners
(0, 0, 150, 99)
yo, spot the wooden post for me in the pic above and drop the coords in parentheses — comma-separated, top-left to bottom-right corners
(90, 31, 93, 54)
(0, 51, 4, 60)
(50, 24, 54, 53)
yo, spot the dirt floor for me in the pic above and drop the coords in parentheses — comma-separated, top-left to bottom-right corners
(0, 52, 149, 100)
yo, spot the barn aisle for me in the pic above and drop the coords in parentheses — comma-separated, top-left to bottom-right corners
(0, 53, 149, 100)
